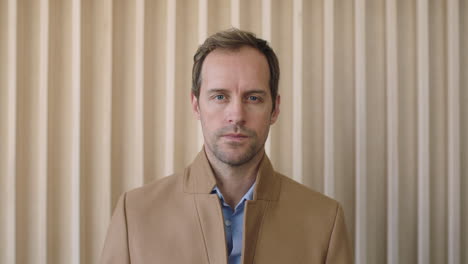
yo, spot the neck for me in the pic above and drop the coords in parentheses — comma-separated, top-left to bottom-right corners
(205, 147, 264, 209)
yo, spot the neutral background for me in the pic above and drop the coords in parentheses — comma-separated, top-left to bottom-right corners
(0, 0, 466, 263)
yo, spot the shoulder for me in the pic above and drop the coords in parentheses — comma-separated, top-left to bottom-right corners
(123, 171, 186, 212)
(129, 172, 181, 196)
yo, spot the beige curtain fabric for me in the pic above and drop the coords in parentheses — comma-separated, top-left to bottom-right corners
(0, 0, 467, 263)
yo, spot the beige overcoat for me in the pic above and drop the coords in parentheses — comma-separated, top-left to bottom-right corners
(100, 149, 353, 263)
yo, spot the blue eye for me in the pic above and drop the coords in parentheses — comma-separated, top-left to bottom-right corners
(215, 95, 225, 100)
(249, 96, 259, 101)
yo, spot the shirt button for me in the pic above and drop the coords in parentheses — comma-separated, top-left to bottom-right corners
(225, 220, 232, 227)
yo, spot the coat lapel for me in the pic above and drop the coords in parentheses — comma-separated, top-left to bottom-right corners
(241, 200, 269, 264)
(194, 194, 228, 264)
(241, 154, 280, 264)
(185, 150, 227, 264)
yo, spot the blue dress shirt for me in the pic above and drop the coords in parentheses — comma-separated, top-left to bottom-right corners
(212, 183, 255, 264)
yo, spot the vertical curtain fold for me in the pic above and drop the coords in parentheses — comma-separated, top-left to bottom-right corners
(0, 0, 465, 263)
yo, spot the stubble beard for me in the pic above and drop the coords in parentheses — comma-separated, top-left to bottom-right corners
(207, 125, 265, 167)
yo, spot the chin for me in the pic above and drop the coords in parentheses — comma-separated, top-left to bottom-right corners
(220, 156, 252, 167)
(215, 146, 261, 167)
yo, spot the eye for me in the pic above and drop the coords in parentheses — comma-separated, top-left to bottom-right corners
(248, 95, 262, 102)
(214, 95, 225, 100)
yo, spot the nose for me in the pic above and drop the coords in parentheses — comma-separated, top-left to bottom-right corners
(226, 98, 246, 126)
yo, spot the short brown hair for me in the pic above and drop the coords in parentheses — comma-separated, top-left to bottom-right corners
(192, 28, 280, 111)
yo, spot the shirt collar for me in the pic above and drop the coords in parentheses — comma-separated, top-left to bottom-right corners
(212, 183, 256, 210)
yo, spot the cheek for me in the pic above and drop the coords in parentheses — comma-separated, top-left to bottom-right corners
(200, 100, 223, 115)
(203, 110, 224, 125)
(200, 109, 223, 132)
(250, 113, 272, 131)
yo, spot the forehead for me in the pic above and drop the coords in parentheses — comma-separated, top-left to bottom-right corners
(201, 46, 270, 91)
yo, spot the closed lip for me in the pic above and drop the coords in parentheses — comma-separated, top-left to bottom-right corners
(222, 133, 248, 139)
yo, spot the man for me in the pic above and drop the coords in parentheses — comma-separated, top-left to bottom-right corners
(101, 28, 352, 264)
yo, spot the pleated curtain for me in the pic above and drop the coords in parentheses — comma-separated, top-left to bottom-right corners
(0, 0, 466, 263)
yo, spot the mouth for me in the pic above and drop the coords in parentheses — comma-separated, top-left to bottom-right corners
(221, 133, 249, 141)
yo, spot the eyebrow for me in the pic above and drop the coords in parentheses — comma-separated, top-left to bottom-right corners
(206, 88, 267, 95)
(245, 90, 267, 95)
(206, 88, 229, 94)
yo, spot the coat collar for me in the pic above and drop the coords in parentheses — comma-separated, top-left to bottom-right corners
(183, 147, 281, 201)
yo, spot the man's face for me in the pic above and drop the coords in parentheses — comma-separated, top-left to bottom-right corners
(191, 46, 280, 166)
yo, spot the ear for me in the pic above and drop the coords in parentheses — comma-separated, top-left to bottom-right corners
(191, 92, 201, 120)
(270, 94, 281, 125)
